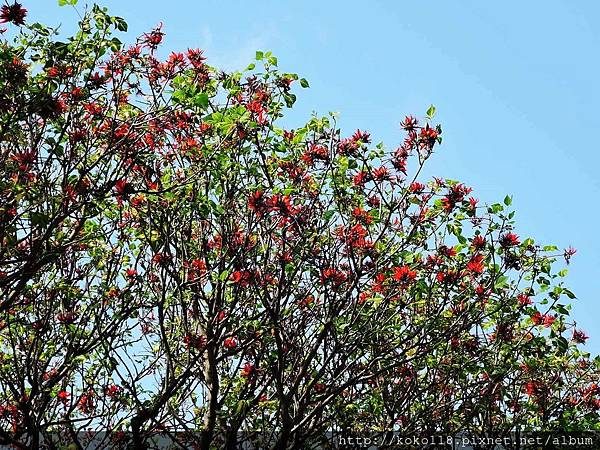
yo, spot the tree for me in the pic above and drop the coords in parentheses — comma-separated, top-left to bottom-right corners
(0, 3, 598, 449)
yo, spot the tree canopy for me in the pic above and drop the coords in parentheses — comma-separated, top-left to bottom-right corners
(0, 2, 598, 449)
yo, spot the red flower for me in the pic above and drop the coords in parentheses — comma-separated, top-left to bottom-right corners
(240, 363, 255, 378)
(57, 390, 69, 403)
(143, 24, 164, 49)
(392, 266, 417, 285)
(184, 333, 206, 350)
(436, 270, 459, 285)
(267, 194, 295, 216)
(47, 66, 60, 78)
(114, 179, 131, 196)
(0, 2, 27, 26)
(353, 171, 370, 187)
(400, 115, 418, 131)
(572, 329, 589, 344)
(130, 194, 145, 207)
(56, 311, 76, 324)
(186, 48, 206, 68)
(299, 295, 315, 308)
(439, 245, 457, 258)
(125, 268, 137, 279)
(419, 124, 438, 147)
(78, 393, 95, 414)
(248, 190, 267, 214)
(343, 223, 368, 248)
(283, 130, 295, 141)
(321, 268, 347, 287)
(191, 259, 206, 271)
(409, 182, 425, 193)
(114, 124, 130, 139)
(517, 293, 532, 306)
(224, 337, 237, 349)
(104, 384, 121, 398)
(525, 381, 541, 397)
(89, 72, 106, 87)
(352, 129, 371, 143)
(152, 253, 167, 265)
(337, 138, 358, 156)
(564, 246, 577, 265)
(373, 166, 390, 181)
(500, 233, 520, 247)
(230, 270, 251, 286)
(84, 102, 103, 116)
(471, 235, 486, 250)
(466, 254, 485, 274)
(531, 312, 555, 327)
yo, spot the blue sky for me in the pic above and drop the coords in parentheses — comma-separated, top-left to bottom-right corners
(33, 0, 600, 353)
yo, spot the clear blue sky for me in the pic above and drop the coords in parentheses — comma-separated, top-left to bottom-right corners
(32, 0, 600, 353)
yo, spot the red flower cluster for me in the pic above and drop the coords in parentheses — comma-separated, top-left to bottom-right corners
(466, 254, 485, 274)
(436, 270, 460, 285)
(240, 363, 255, 379)
(500, 233, 520, 248)
(223, 337, 238, 349)
(184, 333, 206, 350)
(57, 390, 69, 404)
(301, 144, 329, 164)
(531, 312, 555, 327)
(442, 183, 472, 212)
(439, 245, 457, 258)
(471, 235, 486, 250)
(352, 129, 371, 143)
(419, 124, 438, 150)
(78, 392, 95, 414)
(572, 329, 589, 344)
(142, 24, 164, 49)
(337, 138, 359, 156)
(400, 115, 418, 131)
(392, 266, 417, 286)
(248, 191, 298, 217)
(0, 2, 27, 26)
(352, 207, 373, 225)
(185, 258, 206, 281)
(321, 267, 347, 287)
(409, 182, 425, 193)
(524, 380, 544, 397)
(335, 223, 372, 251)
(517, 293, 532, 306)
(230, 270, 252, 287)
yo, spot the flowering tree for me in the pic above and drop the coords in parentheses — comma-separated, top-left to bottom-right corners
(0, 2, 598, 449)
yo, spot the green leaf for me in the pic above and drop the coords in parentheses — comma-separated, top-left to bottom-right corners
(58, 0, 78, 5)
(494, 275, 508, 289)
(323, 210, 336, 222)
(193, 93, 209, 108)
(426, 104, 436, 118)
(30, 212, 49, 227)
(299, 78, 310, 88)
(555, 304, 569, 315)
(503, 195, 512, 206)
(255, 51, 264, 61)
(219, 270, 230, 282)
(113, 17, 128, 32)
(556, 336, 568, 353)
